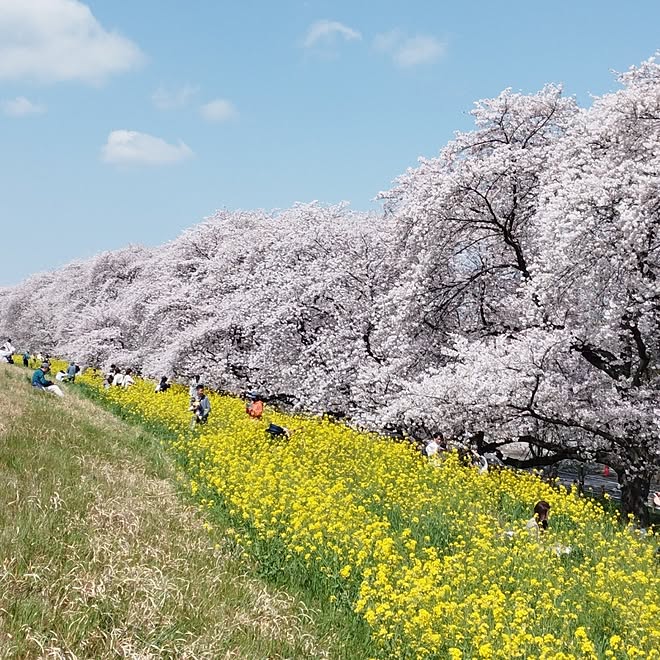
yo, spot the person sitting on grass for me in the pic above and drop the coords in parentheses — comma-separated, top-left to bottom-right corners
(32, 362, 64, 398)
(190, 384, 211, 427)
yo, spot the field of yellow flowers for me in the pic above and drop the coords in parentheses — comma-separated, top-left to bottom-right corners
(77, 370, 659, 660)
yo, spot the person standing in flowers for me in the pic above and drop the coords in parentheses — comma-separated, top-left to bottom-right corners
(424, 433, 447, 457)
(245, 392, 264, 419)
(31, 361, 64, 397)
(424, 436, 440, 457)
(64, 361, 78, 382)
(190, 384, 211, 427)
(526, 500, 551, 539)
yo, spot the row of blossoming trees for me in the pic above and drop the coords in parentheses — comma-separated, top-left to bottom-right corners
(2, 57, 658, 521)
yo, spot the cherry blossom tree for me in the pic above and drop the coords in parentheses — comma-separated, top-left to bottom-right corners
(378, 84, 578, 380)
(145, 203, 393, 415)
(526, 56, 660, 521)
(383, 57, 660, 522)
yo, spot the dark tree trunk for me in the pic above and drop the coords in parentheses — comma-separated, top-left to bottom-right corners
(618, 472, 651, 527)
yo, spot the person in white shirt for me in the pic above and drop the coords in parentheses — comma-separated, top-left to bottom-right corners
(423, 433, 447, 458)
(112, 370, 124, 387)
(1, 338, 15, 363)
(121, 369, 134, 388)
(424, 438, 440, 457)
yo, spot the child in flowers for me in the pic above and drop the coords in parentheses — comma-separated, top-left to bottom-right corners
(265, 422, 289, 439)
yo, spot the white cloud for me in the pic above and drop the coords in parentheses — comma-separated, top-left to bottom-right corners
(303, 19, 361, 48)
(2, 96, 45, 116)
(101, 130, 192, 166)
(152, 84, 199, 110)
(200, 98, 237, 122)
(373, 31, 446, 68)
(395, 35, 446, 67)
(0, 0, 145, 84)
(373, 29, 402, 53)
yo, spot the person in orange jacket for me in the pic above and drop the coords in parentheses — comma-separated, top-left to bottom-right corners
(245, 392, 264, 419)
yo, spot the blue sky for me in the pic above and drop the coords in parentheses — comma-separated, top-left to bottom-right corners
(1, 0, 659, 285)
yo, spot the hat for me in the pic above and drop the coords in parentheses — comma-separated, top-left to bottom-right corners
(41, 361, 50, 369)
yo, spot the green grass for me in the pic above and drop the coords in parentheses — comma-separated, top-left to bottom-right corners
(0, 364, 345, 659)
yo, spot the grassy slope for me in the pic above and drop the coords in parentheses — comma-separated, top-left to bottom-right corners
(0, 364, 335, 659)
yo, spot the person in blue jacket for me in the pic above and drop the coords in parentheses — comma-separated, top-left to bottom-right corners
(32, 362, 64, 397)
